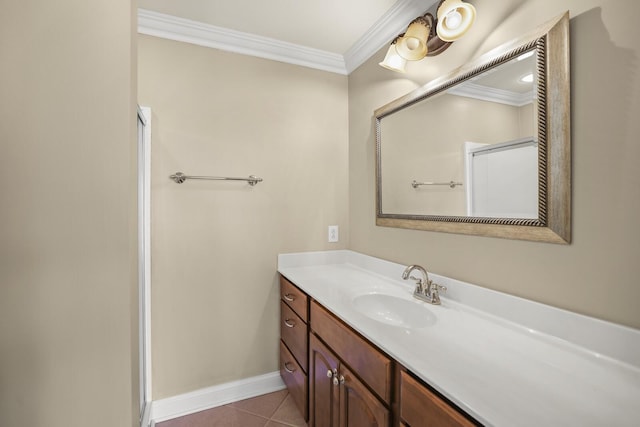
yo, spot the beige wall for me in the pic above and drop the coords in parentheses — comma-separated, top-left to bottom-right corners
(349, 0, 640, 329)
(138, 35, 349, 398)
(0, 1, 138, 427)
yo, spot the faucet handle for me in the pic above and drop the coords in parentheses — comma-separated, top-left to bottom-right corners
(427, 282, 447, 305)
(432, 283, 447, 294)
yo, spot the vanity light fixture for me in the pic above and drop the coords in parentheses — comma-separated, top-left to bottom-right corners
(379, 34, 408, 73)
(380, 0, 476, 72)
(396, 15, 432, 60)
(435, 0, 477, 42)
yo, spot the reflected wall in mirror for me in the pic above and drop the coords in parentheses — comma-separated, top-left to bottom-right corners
(381, 51, 537, 217)
(375, 12, 570, 244)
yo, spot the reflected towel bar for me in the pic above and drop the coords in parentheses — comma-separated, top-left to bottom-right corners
(411, 180, 463, 189)
(170, 172, 263, 186)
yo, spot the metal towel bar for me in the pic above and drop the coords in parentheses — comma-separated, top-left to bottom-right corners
(169, 172, 263, 186)
(411, 180, 463, 189)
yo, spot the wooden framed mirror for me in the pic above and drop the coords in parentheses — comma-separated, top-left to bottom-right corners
(375, 12, 570, 244)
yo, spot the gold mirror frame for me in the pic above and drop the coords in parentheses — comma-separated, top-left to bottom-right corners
(375, 12, 570, 244)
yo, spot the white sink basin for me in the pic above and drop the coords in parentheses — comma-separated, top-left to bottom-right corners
(352, 293, 436, 328)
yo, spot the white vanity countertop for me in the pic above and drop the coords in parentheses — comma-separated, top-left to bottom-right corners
(278, 250, 640, 427)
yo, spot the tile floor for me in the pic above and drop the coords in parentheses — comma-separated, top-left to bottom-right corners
(156, 389, 307, 427)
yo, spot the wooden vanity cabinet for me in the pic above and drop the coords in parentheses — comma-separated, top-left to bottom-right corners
(309, 301, 391, 427)
(279, 276, 309, 421)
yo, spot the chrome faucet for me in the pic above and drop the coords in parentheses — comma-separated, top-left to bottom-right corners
(401, 265, 447, 305)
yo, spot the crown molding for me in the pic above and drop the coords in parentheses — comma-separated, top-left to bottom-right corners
(138, 9, 347, 75)
(448, 82, 534, 106)
(344, 0, 438, 74)
(138, 1, 437, 76)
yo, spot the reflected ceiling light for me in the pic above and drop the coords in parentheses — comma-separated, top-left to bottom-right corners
(436, 0, 476, 42)
(379, 0, 477, 72)
(378, 34, 408, 73)
(520, 73, 534, 83)
(517, 50, 535, 61)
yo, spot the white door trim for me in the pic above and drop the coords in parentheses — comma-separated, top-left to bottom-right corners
(138, 106, 153, 425)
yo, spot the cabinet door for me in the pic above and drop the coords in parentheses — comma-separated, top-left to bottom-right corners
(309, 334, 340, 427)
(339, 364, 389, 427)
(400, 371, 477, 427)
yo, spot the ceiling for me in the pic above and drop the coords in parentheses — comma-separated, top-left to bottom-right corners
(473, 52, 535, 94)
(138, 0, 397, 54)
(137, 0, 439, 74)
(447, 52, 536, 107)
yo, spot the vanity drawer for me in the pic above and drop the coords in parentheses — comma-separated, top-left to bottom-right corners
(280, 276, 308, 322)
(400, 370, 477, 427)
(310, 300, 392, 405)
(281, 301, 308, 372)
(280, 340, 308, 421)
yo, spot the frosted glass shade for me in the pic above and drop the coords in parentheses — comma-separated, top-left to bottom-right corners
(396, 18, 429, 61)
(436, 0, 476, 42)
(379, 43, 407, 73)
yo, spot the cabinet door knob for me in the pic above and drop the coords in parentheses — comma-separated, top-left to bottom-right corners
(283, 362, 296, 374)
(333, 376, 339, 386)
(284, 318, 296, 328)
(283, 293, 295, 302)
(326, 369, 334, 378)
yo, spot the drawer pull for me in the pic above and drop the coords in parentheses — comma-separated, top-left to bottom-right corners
(283, 362, 296, 374)
(284, 318, 296, 328)
(283, 293, 296, 302)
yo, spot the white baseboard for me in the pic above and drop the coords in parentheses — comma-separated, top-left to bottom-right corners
(150, 371, 285, 424)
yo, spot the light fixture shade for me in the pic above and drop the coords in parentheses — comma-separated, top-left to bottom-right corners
(379, 43, 407, 73)
(396, 17, 430, 61)
(436, 0, 476, 42)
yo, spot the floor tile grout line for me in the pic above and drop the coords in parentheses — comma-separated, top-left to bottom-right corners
(269, 420, 302, 427)
(228, 390, 289, 419)
(268, 395, 307, 427)
(230, 405, 272, 420)
(269, 393, 289, 420)
(156, 391, 307, 427)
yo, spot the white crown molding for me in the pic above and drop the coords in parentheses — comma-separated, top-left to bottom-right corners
(150, 371, 285, 424)
(448, 82, 534, 106)
(344, 0, 438, 74)
(138, 9, 347, 75)
(138, 1, 438, 76)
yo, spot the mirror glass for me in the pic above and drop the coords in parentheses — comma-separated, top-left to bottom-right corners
(379, 50, 537, 218)
(375, 13, 571, 243)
